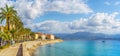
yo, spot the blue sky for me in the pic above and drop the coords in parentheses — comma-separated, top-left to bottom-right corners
(31, 0, 120, 23)
(1, 0, 120, 34)
(33, 12, 90, 23)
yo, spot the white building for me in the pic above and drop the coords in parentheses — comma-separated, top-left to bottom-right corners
(35, 32, 46, 40)
(50, 34, 55, 40)
(41, 34, 46, 40)
(46, 34, 55, 40)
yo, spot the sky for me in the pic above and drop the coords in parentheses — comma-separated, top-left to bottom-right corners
(1, 0, 120, 34)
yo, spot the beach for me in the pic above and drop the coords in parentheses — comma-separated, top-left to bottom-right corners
(0, 39, 63, 56)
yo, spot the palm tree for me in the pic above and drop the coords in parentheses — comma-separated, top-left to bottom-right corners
(10, 29, 16, 40)
(10, 16, 23, 41)
(0, 31, 11, 41)
(14, 21, 24, 42)
(0, 4, 17, 31)
(22, 28, 31, 41)
(0, 4, 35, 43)
(30, 32, 35, 40)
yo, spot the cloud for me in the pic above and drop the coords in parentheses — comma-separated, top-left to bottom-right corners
(0, 0, 93, 26)
(88, 12, 119, 26)
(27, 20, 78, 33)
(1, 0, 120, 34)
(0, 0, 93, 20)
(45, 0, 93, 14)
(115, 1, 120, 5)
(104, 2, 111, 5)
(14, 0, 44, 19)
(105, 1, 120, 6)
(26, 12, 120, 34)
(87, 12, 120, 34)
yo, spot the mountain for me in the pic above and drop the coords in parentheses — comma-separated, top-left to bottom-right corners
(55, 32, 120, 40)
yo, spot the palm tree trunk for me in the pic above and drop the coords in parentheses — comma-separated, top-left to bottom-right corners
(7, 17, 10, 30)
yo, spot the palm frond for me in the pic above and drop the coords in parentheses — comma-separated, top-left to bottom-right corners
(0, 8, 6, 13)
(6, 4, 9, 12)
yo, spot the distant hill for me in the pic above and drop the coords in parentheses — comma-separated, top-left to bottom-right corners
(55, 32, 120, 40)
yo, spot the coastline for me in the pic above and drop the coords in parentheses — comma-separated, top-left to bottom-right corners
(23, 39, 63, 56)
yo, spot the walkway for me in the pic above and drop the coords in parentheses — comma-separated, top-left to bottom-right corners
(0, 44, 21, 56)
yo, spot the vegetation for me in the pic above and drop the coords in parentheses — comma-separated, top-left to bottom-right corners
(0, 4, 35, 48)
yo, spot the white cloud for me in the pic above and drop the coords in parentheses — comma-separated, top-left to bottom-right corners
(0, 0, 93, 20)
(14, 0, 44, 19)
(0, 0, 13, 7)
(88, 12, 119, 26)
(105, 1, 120, 6)
(87, 12, 120, 34)
(104, 2, 111, 5)
(26, 12, 120, 34)
(45, 0, 93, 14)
(26, 20, 77, 33)
(1, 0, 120, 34)
(115, 1, 120, 5)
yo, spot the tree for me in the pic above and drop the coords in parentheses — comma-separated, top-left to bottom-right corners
(0, 4, 34, 44)
(24, 28, 31, 40)
(0, 4, 17, 30)
(0, 31, 11, 41)
(30, 32, 35, 40)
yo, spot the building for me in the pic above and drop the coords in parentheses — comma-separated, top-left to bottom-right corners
(35, 32, 46, 40)
(35, 32, 56, 40)
(0, 26, 4, 32)
(41, 34, 46, 40)
(35, 33, 39, 40)
(46, 34, 55, 40)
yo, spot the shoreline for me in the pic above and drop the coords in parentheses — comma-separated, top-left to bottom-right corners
(22, 39, 63, 56)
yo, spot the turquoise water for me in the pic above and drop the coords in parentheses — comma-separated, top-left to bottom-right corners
(34, 40, 120, 56)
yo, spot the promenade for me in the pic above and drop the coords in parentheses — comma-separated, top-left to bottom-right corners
(0, 44, 21, 56)
(0, 39, 63, 56)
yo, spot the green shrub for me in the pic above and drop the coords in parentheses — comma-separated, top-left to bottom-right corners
(0, 46, 4, 49)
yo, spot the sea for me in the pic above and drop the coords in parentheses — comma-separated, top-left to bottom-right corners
(34, 40, 120, 56)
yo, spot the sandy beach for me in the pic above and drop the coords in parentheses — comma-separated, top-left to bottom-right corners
(0, 39, 63, 56)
